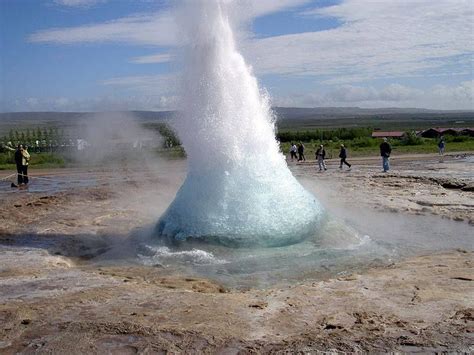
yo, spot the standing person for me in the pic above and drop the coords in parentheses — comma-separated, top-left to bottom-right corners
(438, 136, 445, 155)
(339, 143, 351, 170)
(289, 142, 298, 161)
(14, 145, 24, 185)
(21, 145, 30, 184)
(297, 142, 306, 162)
(315, 144, 327, 171)
(380, 138, 392, 172)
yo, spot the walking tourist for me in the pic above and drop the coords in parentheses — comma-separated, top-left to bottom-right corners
(339, 144, 351, 170)
(315, 144, 327, 171)
(438, 136, 445, 155)
(380, 138, 392, 172)
(290, 142, 298, 161)
(297, 142, 306, 162)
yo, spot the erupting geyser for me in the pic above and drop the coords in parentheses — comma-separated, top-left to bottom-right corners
(156, 0, 324, 247)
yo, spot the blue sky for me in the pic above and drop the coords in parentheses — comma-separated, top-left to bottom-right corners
(1, 0, 473, 112)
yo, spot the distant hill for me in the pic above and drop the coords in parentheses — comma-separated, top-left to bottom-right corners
(0, 110, 174, 124)
(1, 107, 472, 122)
(272, 107, 473, 119)
(1, 108, 473, 135)
(271, 107, 474, 130)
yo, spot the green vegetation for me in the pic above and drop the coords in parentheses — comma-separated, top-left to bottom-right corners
(0, 152, 67, 170)
(143, 122, 181, 148)
(276, 112, 474, 131)
(1, 120, 473, 170)
(1, 127, 68, 150)
(0, 123, 183, 169)
(280, 135, 474, 160)
(276, 127, 372, 143)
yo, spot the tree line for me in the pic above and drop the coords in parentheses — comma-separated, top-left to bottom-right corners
(276, 127, 373, 143)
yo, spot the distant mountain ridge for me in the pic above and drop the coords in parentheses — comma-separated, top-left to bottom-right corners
(1, 108, 473, 135)
(1, 107, 473, 123)
(272, 107, 473, 120)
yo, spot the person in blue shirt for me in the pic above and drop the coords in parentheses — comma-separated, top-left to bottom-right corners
(438, 136, 445, 155)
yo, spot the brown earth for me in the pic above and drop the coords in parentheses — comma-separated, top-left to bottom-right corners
(0, 153, 473, 353)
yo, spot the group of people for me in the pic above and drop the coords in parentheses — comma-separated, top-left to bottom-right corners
(315, 144, 352, 171)
(289, 142, 353, 171)
(5, 144, 30, 186)
(289, 142, 306, 162)
(289, 139, 393, 173)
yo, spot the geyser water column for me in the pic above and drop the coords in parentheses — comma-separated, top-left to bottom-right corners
(156, 0, 324, 247)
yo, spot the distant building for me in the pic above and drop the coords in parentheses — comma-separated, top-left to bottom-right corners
(440, 128, 461, 136)
(419, 127, 473, 138)
(371, 131, 406, 139)
(419, 128, 442, 138)
(460, 128, 474, 137)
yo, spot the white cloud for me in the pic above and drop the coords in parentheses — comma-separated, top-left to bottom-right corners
(5, 81, 472, 112)
(53, 0, 106, 7)
(245, 0, 473, 83)
(33, 0, 472, 83)
(130, 53, 174, 64)
(29, 13, 177, 46)
(231, 0, 310, 20)
(432, 80, 474, 103)
(101, 73, 178, 96)
(29, 1, 308, 46)
(4, 95, 178, 112)
(24, 0, 474, 111)
(327, 84, 423, 103)
(101, 73, 174, 87)
(273, 81, 474, 110)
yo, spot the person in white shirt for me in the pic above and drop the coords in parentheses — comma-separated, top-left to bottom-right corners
(20, 145, 30, 184)
(289, 142, 298, 161)
(315, 144, 327, 171)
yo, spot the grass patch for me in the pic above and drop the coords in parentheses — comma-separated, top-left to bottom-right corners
(280, 138, 474, 160)
(0, 152, 66, 170)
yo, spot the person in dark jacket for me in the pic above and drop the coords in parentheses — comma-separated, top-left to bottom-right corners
(339, 144, 351, 169)
(380, 138, 392, 172)
(14, 145, 24, 185)
(438, 136, 445, 155)
(315, 144, 327, 171)
(297, 142, 306, 162)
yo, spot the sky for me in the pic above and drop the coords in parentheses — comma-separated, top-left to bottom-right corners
(0, 0, 473, 112)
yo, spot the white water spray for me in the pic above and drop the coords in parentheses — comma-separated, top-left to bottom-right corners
(156, 0, 324, 247)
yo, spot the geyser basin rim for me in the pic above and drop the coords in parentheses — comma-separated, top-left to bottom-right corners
(156, 214, 326, 248)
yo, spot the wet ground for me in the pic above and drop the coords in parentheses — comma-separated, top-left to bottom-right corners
(0, 153, 472, 352)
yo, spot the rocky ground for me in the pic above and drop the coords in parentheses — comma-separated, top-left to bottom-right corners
(294, 152, 474, 224)
(0, 153, 472, 353)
